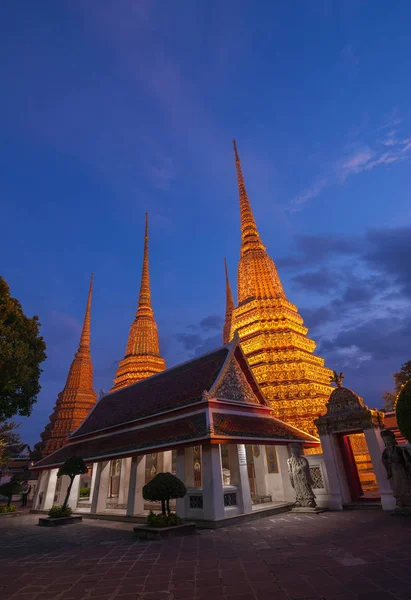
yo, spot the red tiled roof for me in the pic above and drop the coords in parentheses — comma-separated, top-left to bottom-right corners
(73, 347, 229, 437)
(212, 412, 319, 444)
(34, 413, 208, 469)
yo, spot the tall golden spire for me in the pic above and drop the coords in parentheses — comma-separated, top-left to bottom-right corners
(233, 140, 286, 304)
(230, 141, 333, 437)
(34, 275, 97, 459)
(223, 258, 235, 344)
(233, 140, 266, 256)
(111, 213, 166, 391)
(76, 273, 93, 358)
(135, 213, 152, 317)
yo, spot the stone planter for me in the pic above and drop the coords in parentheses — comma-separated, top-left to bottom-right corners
(0, 511, 20, 518)
(133, 522, 196, 541)
(38, 516, 82, 527)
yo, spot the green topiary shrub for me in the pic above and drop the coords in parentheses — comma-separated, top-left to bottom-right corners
(396, 378, 411, 443)
(143, 472, 186, 516)
(146, 510, 182, 528)
(0, 479, 23, 507)
(0, 504, 17, 514)
(79, 487, 90, 498)
(48, 505, 73, 519)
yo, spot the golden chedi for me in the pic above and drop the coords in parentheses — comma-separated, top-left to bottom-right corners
(111, 213, 166, 391)
(224, 141, 333, 436)
(34, 275, 97, 458)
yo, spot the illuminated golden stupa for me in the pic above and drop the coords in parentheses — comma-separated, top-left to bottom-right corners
(34, 275, 97, 458)
(111, 213, 166, 391)
(224, 141, 333, 436)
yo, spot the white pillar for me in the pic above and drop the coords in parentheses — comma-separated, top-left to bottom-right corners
(91, 461, 110, 514)
(43, 469, 59, 510)
(88, 463, 98, 508)
(118, 458, 132, 507)
(33, 470, 47, 509)
(202, 444, 225, 521)
(228, 444, 252, 514)
(319, 433, 351, 510)
(67, 475, 81, 510)
(364, 428, 396, 511)
(126, 455, 145, 516)
(175, 447, 186, 517)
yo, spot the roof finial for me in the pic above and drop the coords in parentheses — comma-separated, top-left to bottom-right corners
(223, 258, 235, 344)
(232, 140, 265, 255)
(77, 273, 93, 356)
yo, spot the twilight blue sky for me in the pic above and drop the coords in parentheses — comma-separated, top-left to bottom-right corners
(2, 1, 411, 445)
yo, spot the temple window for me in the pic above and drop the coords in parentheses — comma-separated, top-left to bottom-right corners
(193, 446, 202, 487)
(221, 444, 231, 486)
(171, 449, 177, 475)
(79, 466, 92, 499)
(145, 452, 163, 483)
(108, 459, 121, 497)
(265, 446, 279, 473)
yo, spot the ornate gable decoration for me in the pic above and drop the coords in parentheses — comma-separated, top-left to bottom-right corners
(213, 357, 260, 405)
(315, 387, 384, 435)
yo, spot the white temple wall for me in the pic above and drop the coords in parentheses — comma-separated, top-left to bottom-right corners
(264, 446, 288, 502)
(163, 450, 172, 473)
(319, 433, 351, 509)
(305, 454, 330, 509)
(252, 446, 269, 497)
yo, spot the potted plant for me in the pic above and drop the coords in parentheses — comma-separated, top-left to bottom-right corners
(134, 472, 194, 540)
(0, 478, 22, 515)
(38, 456, 88, 527)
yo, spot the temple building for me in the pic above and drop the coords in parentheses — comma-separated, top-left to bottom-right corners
(33, 275, 97, 460)
(111, 213, 166, 391)
(31, 141, 399, 520)
(223, 141, 333, 436)
(33, 336, 328, 522)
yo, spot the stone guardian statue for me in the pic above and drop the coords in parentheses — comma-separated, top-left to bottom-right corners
(381, 429, 411, 508)
(287, 443, 317, 508)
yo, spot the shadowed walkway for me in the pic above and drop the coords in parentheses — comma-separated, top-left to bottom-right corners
(0, 511, 410, 599)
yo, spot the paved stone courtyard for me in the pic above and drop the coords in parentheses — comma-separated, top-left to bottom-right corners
(1, 511, 411, 600)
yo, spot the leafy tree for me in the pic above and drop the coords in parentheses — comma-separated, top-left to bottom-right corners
(143, 472, 186, 516)
(381, 391, 396, 412)
(381, 360, 411, 412)
(0, 421, 21, 468)
(0, 477, 23, 507)
(57, 456, 88, 510)
(0, 277, 47, 420)
(393, 361, 411, 393)
(396, 378, 411, 444)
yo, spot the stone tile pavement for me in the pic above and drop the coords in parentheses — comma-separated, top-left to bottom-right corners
(1, 511, 411, 600)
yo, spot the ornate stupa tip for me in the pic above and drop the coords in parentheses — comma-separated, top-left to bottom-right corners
(77, 272, 94, 355)
(233, 139, 240, 162)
